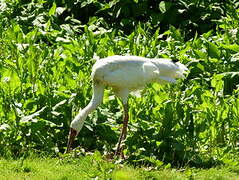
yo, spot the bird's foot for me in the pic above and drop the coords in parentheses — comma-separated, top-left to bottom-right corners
(114, 147, 127, 160)
(104, 152, 115, 161)
(104, 149, 126, 161)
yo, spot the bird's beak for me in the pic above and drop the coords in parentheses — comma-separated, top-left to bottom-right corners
(66, 128, 78, 153)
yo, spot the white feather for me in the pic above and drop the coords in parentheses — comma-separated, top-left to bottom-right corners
(70, 55, 188, 132)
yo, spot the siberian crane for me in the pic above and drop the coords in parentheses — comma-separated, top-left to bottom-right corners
(66, 55, 188, 157)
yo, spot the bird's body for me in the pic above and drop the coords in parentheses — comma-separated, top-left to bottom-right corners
(67, 55, 188, 156)
(92, 55, 185, 90)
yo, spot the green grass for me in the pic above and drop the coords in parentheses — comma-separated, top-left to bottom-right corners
(0, 153, 239, 180)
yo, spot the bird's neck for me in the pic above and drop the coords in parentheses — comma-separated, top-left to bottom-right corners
(70, 102, 97, 132)
(70, 82, 104, 132)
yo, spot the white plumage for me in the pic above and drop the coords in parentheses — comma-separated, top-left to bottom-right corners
(67, 55, 188, 156)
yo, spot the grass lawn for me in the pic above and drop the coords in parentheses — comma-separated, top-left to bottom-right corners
(0, 153, 239, 180)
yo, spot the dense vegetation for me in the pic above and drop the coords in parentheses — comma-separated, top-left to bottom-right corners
(0, 0, 239, 169)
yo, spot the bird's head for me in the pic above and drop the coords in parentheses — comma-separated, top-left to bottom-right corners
(66, 113, 87, 153)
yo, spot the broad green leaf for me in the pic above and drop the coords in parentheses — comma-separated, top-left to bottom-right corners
(193, 49, 207, 58)
(221, 107, 228, 120)
(197, 63, 205, 71)
(202, 30, 213, 39)
(211, 74, 224, 93)
(208, 42, 220, 58)
(221, 44, 239, 52)
(170, 26, 183, 41)
(1, 69, 20, 90)
(56, 7, 66, 15)
(81, 0, 94, 8)
(159, 1, 171, 14)
(49, 2, 56, 16)
(152, 83, 161, 90)
(154, 95, 162, 104)
(20, 107, 46, 123)
(221, 72, 239, 78)
(159, 1, 167, 13)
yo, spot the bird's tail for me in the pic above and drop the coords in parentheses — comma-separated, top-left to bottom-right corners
(156, 60, 189, 84)
(174, 62, 189, 79)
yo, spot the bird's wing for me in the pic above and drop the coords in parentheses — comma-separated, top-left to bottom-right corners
(142, 61, 160, 80)
(97, 60, 161, 90)
(158, 76, 177, 83)
(143, 61, 179, 84)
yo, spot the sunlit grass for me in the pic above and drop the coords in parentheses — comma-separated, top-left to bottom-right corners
(0, 153, 239, 180)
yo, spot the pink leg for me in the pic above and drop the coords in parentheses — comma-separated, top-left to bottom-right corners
(115, 103, 129, 157)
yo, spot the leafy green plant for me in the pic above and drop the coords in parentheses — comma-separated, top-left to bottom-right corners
(0, 0, 238, 168)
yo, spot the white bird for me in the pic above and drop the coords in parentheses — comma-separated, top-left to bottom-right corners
(66, 55, 188, 156)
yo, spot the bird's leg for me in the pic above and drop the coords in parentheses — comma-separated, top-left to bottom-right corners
(115, 103, 129, 158)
